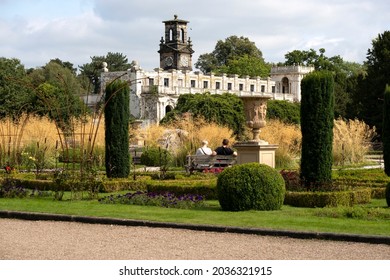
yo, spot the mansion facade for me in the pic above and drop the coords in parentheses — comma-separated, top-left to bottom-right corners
(95, 15, 314, 125)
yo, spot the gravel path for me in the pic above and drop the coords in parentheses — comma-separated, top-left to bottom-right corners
(1, 219, 389, 260)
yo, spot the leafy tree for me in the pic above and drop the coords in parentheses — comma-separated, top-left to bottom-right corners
(283, 48, 364, 118)
(29, 61, 86, 132)
(0, 58, 34, 121)
(218, 54, 270, 78)
(383, 85, 390, 176)
(195, 36, 270, 77)
(300, 71, 334, 187)
(79, 52, 132, 94)
(49, 58, 77, 75)
(355, 31, 390, 135)
(284, 48, 342, 70)
(104, 80, 130, 178)
(160, 92, 245, 137)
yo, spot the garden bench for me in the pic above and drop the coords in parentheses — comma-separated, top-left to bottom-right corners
(185, 155, 237, 174)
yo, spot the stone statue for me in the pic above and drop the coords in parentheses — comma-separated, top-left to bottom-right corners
(102, 62, 108, 72)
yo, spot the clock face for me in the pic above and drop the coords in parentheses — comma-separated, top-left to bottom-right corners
(164, 56, 173, 67)
(180, 56, 188, 67)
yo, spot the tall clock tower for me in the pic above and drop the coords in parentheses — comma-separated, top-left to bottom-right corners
(158, 15, 194, 71)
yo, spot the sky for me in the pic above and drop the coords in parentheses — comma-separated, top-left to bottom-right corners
(1, 0, 389, 71)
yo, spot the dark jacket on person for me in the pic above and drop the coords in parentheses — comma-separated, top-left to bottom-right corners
(215, 146, 235, 155)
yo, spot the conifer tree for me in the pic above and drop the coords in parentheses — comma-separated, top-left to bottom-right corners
(300, 71, 334, 187)
(383, 84, 390, 176)
(104, 80, 130, 178)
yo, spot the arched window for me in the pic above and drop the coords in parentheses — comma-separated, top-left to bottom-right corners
(165, 105, 173, 114)
(181, 28, 185, 42)
(282, 77, 289, 94)
(169, 29, 173, 41)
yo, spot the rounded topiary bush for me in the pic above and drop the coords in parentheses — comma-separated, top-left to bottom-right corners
(217, 162, 286, 211)
(386, 182, 390, 207)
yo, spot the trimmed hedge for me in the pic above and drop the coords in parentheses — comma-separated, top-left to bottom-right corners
(371, 187, 386, 199)
(217, 163, 286, 211)
(284, 188, 372, 208)
(146, 179, 217, 199)
(1, 178, 148, 193)
(101, 179, 148, 193)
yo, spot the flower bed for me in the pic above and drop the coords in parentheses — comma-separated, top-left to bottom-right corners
(99, 191, 206, 209)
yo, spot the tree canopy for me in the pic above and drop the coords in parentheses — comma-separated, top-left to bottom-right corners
(195, 36, 270, 77)
(79, 52, 132, 94)
(29, 60, 87, 132)
(0, 57, 34, 122)
(282, 48, 366, 118)
(160, 92, 245, 137)
(342, 31, 390, 137)
(360, 31, 390, 135)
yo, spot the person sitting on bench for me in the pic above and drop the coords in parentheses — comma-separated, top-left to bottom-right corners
(214, 138, 237, 156)
(196, 140, 214, 155)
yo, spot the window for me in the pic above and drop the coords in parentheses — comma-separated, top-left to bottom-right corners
(181, 28, 185, 42)
(149, 78, 154, 86)
(169, 29, 173, 41)
(227, 83, 232, 90)
(165, 105, 173, 114)
(164, 78, 169, 87)
(272, 86, 275, 93)
(191, 80, 196, 88)
(216, 81, 221, 89)
(282, 77, 289, 93)
(250, 84, 255, 92)
(261, 85, 265, 93)
(239, 84, 244, 91)
(203, 81, 208, 89)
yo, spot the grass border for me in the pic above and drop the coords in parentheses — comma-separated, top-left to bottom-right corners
(1, 210, 389, 245)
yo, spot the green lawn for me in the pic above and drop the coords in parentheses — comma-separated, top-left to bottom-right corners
(0, 196, 389, 237)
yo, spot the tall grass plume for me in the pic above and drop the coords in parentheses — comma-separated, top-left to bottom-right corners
(333, 118, 376, 166)
(261, 119, 301, 168)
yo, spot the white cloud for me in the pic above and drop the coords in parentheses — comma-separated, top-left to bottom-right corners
(0, 0, 389, 70)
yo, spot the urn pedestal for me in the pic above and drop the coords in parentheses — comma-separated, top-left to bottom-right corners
(233, 95, 278, 168)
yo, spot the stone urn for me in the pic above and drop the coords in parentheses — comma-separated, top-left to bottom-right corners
(240, 95, 271, 143)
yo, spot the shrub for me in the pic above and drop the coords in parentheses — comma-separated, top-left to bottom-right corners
(267, 100, 301, 124)
(386, 182, 390, 207)
(146, 179, 217, 199)
(101, 178, 149, 193)
(284, 188, 371, 208)
(159, 92, 246, 136)
(217, 163, 285, 211)
(371, 187, 386, 199)
(104, 80, 130, 178)
(384, 85, 390, 176)
(0, 184, 28, 198)
(300, 71, 334, 185)
(279, 170, 303, 191)
(315, 206, 390, 220)
(140, 147, 172, 167)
